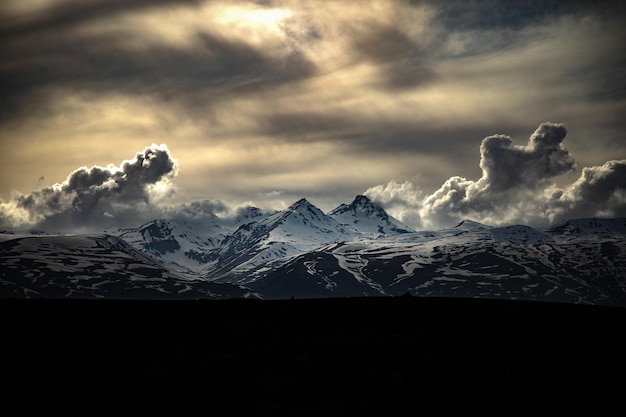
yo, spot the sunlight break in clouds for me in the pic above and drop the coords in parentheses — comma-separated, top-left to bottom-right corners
(0, 1, 625, 224)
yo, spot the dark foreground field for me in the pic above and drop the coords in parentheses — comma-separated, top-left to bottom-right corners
(2, 296, 625, 415)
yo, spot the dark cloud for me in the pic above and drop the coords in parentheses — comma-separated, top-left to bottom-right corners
(425, 0, 626, 70)
(430, 0, 624, 32)
(0, 5, 317, 121)
(163, 198, 277, 230)
(432, 0, 569, 31)
(551, 160, 626, 221)
(420, 122, 576, 227)
(0, 0, 205, 40)
(0, 144, 177, 231)
(478, 122, 575, 192)
(167, 199, 228, 221)
(350, 23, 435, 89)
(258, 110, 494, 157)
(369, 123, 626, 229)
(1, 1, 625, 231)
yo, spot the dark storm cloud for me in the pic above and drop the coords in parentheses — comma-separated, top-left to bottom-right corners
(167, 199, 228, 221)
(258, 110, 499, 159)
(2, 0, 625, 230)
(0, 3, 317, 121)
(430, 0, 625, 32)
(478, 122, 575, 192)
(163, 198, 276, 229)
(350, 23, 435, 89)
(550, 160, 626, 221)
(0, 0, 204, 40)
(432, 0, 571, 31)
(0, 144, 177, 231)
(369, 122, 626, 229)
(420, 122, 576, 227)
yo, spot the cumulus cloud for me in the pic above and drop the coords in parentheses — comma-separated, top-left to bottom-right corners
(549, 160, 626, 221)
(367, 123, 626, 229)
(166, 199, 228, 222)
(162, 198, 277, 230)
(1, 1, 625, 227)
(477, 122, 574, 191)
(419, 122, 577, 228)
(2, 0, 625, 207)
(2, 124, 624, 234)
(0, 144, 177, 231)
(364, 180, 423, 228)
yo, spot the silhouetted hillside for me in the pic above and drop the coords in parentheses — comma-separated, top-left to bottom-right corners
(2, 297, 625, 414)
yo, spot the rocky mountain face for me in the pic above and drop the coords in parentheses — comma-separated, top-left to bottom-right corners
(117, 218, 226, 271)
(200, 198, 357, 283)
(328, 195, 413, 236)
(2, 196, 625, 306)
(249, 219, 626, 305)
(0, 233, 257, 299)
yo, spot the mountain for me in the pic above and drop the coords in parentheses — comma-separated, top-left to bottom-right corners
(248, 218, 626, 305)
(328, 195, 413, 237)
(0, 233, 257, 299)
(117, 218, 226, 272)
(201, 198, 356, 283)
(548, 218, 626, 242)
(115, 196, 416, 285)
(234, 205, 275, 225)
(116, 207, 276, 272)
(2, 198, 625, 306)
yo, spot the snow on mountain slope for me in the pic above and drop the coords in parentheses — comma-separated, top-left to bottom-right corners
(487, 225, 554, 244)
(248, 248, 385, 299)
(248, 219, 626, 305)
(328, 195, 413, 237)
(202, 198, 356, 283)
(234, 206, 276, 225)
(116, 207, 277, 272)
(0, 233, 257, 299)
(4, 210, 625, 305)
(373, 218, 487, 245)
(447, 224, 555, 245)
(118, 218, 226, 271)
(547, 218, 626, 242)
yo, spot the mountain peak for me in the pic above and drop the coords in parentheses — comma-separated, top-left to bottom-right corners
(353, 195, 380, 213)
(330, 194, 385, 218)
(328, 195, 413, 236)
(288, 198, 315, 211)
(354, 194, 372, 205)
(454, 219, 487, 230)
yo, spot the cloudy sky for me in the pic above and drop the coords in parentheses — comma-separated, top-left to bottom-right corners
(1, 0, 625, 232)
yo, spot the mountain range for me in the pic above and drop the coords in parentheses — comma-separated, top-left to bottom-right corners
(2, 195, 625, 306)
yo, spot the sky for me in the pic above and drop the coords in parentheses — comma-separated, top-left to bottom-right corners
(1, 0, 625, 232)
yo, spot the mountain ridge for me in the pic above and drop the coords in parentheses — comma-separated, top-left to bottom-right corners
(0, 233, 257, 299)
(329, 194, 413, 236)
(1, 194, 625, 306)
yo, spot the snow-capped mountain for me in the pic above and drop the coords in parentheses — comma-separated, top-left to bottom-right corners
(2, 193, 625, 306)
(234, 206, 275, 225)
(447, 223, 555, 246)
(248, 218, 626, 305)
(548, 218, 626, 242)
(117, 218, 226, 271)
(201, 198, 357, 283)
(116, 207, 276, 272)
(329, 195, 413, 237)
(109, 197, 425, 281)
(0, 233, 257, 299)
